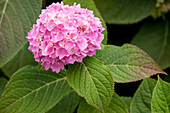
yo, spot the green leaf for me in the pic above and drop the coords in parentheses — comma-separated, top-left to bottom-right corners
(95, 44, 166, 82)
(130, 78, 157, 113)
(0, 77, 7, 98)
(77, 93, 128, 113)
(66, 57, 114, 112)
(106, 93, 128, 113)
(131, 21, 170, 69)
(0, 0, 42, 67)
(47, 90, 80, 113)
(151, 76, 170, 113)
(93, 0, 156, 24)
(1, 42, 37, 78)
(121, 96, 132, 112)
(63, 0, 107, 44)
(78, 99, 100, 113)
(0, 66, 70, 113)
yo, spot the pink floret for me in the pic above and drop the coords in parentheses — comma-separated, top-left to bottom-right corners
(27, 2, 105, 73)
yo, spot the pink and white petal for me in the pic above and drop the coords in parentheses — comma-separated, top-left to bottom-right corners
(42, 62, 51, 70)
(87, 51, 96, 56)
(57, 48, 68, 59)
(77, 38, 88, 50)
(51, 61, 65, 72)
(95, 33, 104, 45)
(65, 41, 74, 50)
(65, 55, 76, 64)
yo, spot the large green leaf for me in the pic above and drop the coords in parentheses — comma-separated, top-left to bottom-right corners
(0, 0, 42, 67)
(130, 78, 156, 113)
(66, 57, 114, 112)
(77, 93, 128, 113)
(77, 99, 100, 113)
(47, 90, 80, 113)
(132, 21, 170, 69)
(95, 44, 166, 82)
(0, 66, 70, 113)
(94, 0, 156, 24)
(1, 42, 37, 78)
(0, 77, 7, 98)
(106, 93, 128, 113)
(63, 0, 108, 44)
(151, 76, 170, 113)
(121, 96, 132, 112)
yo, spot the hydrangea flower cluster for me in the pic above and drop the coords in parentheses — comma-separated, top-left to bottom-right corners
(27, 2, 104, 72)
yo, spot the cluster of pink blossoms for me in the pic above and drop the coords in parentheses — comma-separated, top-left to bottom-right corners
(27, 2, 104, 72)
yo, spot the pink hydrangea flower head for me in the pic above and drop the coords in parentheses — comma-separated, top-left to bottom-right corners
(27, 2, 105, 72)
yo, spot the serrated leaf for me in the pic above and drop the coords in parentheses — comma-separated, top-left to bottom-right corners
(77, 99, 100, 113)
(130, 78, 156, 113)
(106, 93, 128, 113)
(0, 77, 7, 98)
(63, 0, 107, 44)
(66, 57, 114, 112)
(1, 42, 37, 78)
(0, 66, 70, 113)
(151, 76, 170, 113)
(93, 0, 156, 24)
(132, 21, 170, 69)
(47, 90, 80, 113)
(0, 0, 42, 67)
(77, 93, 128, 113)
(121, 96, 132, 112)
(95, 44, 166, 83)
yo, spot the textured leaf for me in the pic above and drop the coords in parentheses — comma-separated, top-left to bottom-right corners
(1, 42, 37, 78)
(77, 99, 100, 113)
(66, 57, 114, 112)
(132, 21, 170, 69)
(121, 96, 132, 112)
(0, 66, 70, 113)
(106, 93, 128, 113)
(151, 76, 170, 113)
(94, 0, 156, 24)
(77, 93, 128, 113)
(63, 0, 108, 44)
(130, 78, 156, 113)
(95, 44, 166, 83)
(0, 0, 42, 67)
(47, 90, 80, 113)
(0, 77, 7, 97)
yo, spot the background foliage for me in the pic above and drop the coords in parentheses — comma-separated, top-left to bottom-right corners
(0, 0, 170, 113)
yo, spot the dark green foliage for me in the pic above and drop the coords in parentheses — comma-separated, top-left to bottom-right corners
(0, 0, 169, 113)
